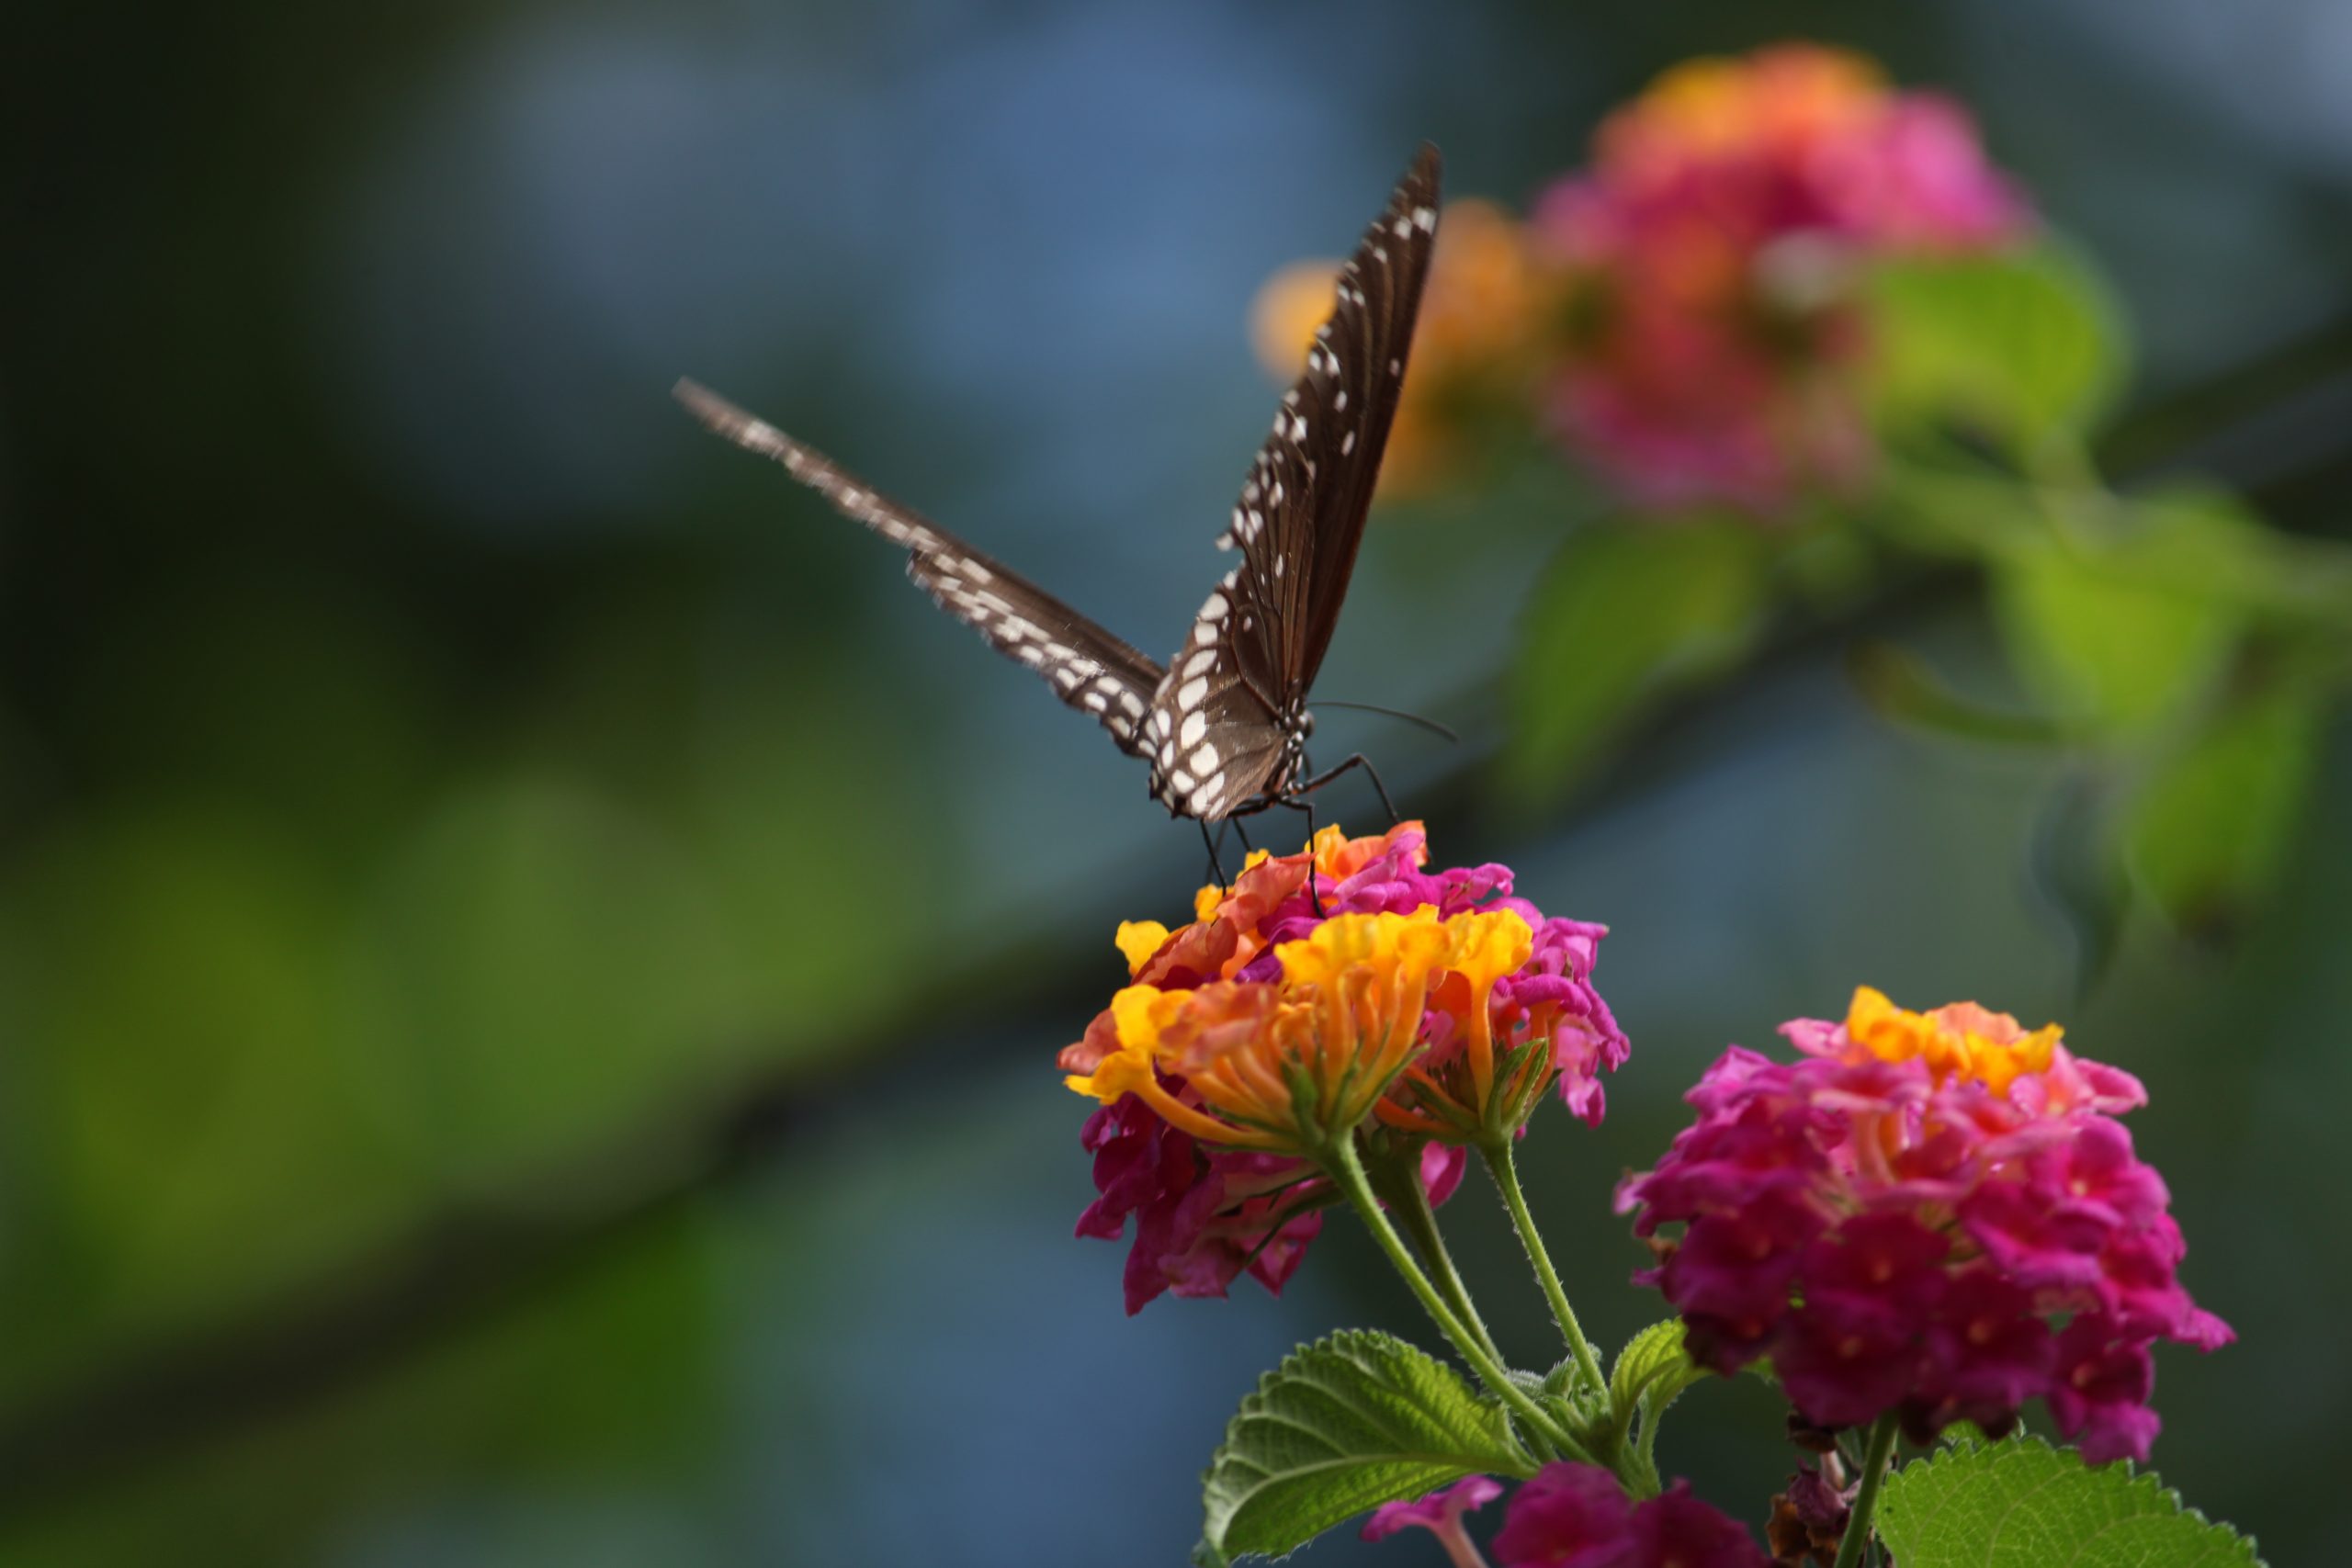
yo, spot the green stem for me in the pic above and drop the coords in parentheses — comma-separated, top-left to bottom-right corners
(1324, 1136, 1587, 1465)
(1384, 1159, 1507, 1370)
(1630, 1395, 1665, 1497)
(1479, 1138, 1606, 1399)
(1832, 1413, 1900, 1568)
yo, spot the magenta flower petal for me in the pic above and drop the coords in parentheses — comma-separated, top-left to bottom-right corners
(1529, 46, 2033, 514)
(1362, 1474, 1504, 1543)
(1491, 1462, 1635, 1567)
(1632, 1483, 1775, 1568)
(1494, 1465, 1769, 1568)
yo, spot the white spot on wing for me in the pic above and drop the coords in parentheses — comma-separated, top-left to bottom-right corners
(1177, 676, 1209, 708)
(1180, 711, 1206, 748)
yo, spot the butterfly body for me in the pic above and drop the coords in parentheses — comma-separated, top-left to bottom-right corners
(678, 145, 1440, 824)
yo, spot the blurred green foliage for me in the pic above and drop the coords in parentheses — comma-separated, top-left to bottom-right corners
(1506, 230, 2352, 942)
(1506, 518, 1771, 800)
(1863, 243, 2125, 461)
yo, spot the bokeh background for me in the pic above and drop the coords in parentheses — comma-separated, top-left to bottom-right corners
(6, 1, 2349, 1562)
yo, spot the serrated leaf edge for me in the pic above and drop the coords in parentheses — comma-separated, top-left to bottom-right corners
(1881, 1435, 2265, 1567)
(1199, 1329, 1530, 1563)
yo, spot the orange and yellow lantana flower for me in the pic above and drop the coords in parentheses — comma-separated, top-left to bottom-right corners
(1068, 907, 1530, 1154)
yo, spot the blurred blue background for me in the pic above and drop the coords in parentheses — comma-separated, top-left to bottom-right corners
(4, 1, 2348, 1562)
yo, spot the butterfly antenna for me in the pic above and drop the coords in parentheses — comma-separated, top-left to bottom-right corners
(1313, 700, 1460, 744)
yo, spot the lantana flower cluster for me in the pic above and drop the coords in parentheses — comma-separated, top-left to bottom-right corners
(1618, 987, 2233, 1462)
(1535, 44, 2028, 510)
(1061, 823, 1626, 1313)
(1251, 44, 2030, 513)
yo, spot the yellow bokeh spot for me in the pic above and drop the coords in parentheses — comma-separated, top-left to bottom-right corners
(1250, 258, 1345, 382)
(1247, 204, 1555, 502)
(1631, 46, 1883, 158)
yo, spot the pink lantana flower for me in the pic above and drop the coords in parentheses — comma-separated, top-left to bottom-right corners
(1490, 1463, 1770, 1568)
(1619, 987, 2232, 1463)
(1061, 823, 1626, 1313)
(1363, 1475, 1504, 1568)
(1532, 44, 2030, 512)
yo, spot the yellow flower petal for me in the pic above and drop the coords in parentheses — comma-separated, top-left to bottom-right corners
(1274, 908, 1445, 989)
(1845, 987, 2067, 1093)
(1110, 985, 1187, 1051)
(1114, 920, 1172, 976)
(1442, 909, 1535, 991)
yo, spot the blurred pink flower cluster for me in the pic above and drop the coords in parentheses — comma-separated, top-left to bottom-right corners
(1535, 45, 2030, 511)
(1618, 987, 2230, 1463)
(1252, 44, 2030, 513)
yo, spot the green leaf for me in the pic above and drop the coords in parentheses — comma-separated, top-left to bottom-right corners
(1198, 1329, 1532, 1562)
(1507, 517, 1770, 803)
(1607, 1319, 1708, 1432)
(2124, 681, 2324, 935)
(1865, 243, 2125, 455)
(1877, 1435, 2264, 1567)
(1991, 498, 2249, 737)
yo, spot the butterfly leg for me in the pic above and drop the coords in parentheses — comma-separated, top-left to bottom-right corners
(1293, 752, 1401, 828)
(1266, 795, 1323, 917)
(1199, 818, 1230, 887)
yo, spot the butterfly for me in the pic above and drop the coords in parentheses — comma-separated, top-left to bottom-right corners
(676, 143, 1439, 829)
